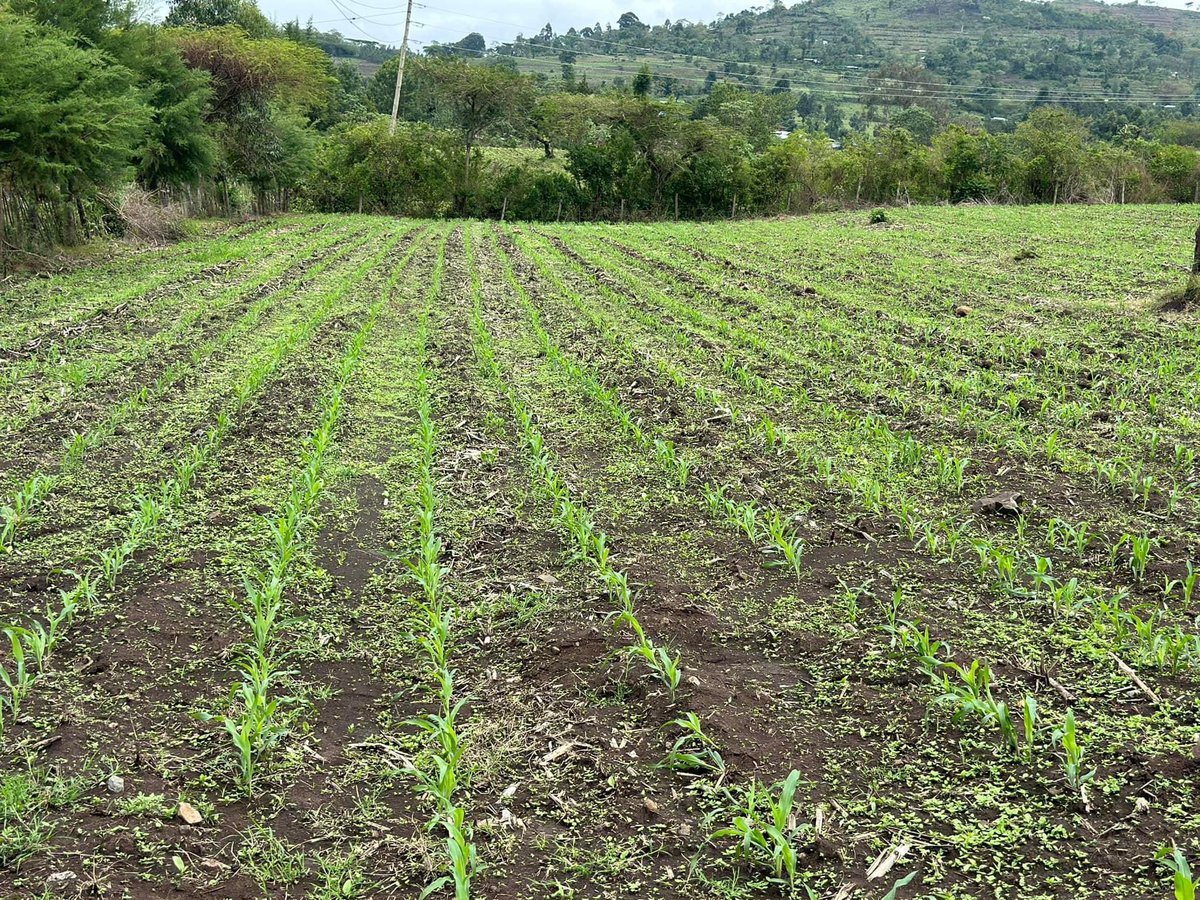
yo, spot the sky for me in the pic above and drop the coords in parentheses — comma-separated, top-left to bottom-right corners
(187, 0, 1200, 50)
(266, 0, 730, 49)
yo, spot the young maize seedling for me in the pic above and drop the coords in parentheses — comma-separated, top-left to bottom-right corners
(991, 549, 1017, 593)
(0, 626, 33, 731)
(0, 474, 56, 550)
(1026, 556, 1055, 597)
(881, 585, 904, 633)
(420, 804, 477, 900)
(1130, 535, 1153, 581)
(1174, 444, 1196, 473)
(1156, 847, 1198, 900)
(1049, 518, 1093, 559)
(890, 621, 947, 679)
(712, 770, 809, 887)
(652, 646, 683, 699)
(1053, 710, 1095, 800)
(837, 579, 871, 625)
(763, 510, 805, 579)
(96, 543, 131, 589)
(1048, 578, 1085, 619)
(1021, 695, 1042, 764)
(1014, 514, 1029, 544)
(659, 712, 725, 776)
(933, 449, 969, 495)
(896, 498, 920, 541)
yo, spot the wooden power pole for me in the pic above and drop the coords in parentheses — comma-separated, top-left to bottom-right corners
(388, 0, 416, 136)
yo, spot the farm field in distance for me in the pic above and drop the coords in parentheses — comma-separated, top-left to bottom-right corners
(0, 206, 1198, 900)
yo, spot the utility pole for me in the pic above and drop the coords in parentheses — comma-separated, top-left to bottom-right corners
(389, 0, 416, 136)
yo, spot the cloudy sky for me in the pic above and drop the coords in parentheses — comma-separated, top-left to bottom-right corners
(169, 0, 1200, 49)
(258, 0, 730, 49)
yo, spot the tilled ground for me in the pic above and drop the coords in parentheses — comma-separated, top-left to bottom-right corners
(0, 209, 1196, 900)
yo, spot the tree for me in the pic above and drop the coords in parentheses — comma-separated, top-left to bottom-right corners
(420, 59, 535, 211)
(104, 26, 218, 189)
(933, 126, 997, 201)
(313, 60, 373, 130)
(694, 83, 793, 151)
(226, 102, 317, 210)
(0, 10, 149, 243)
(1146, 142, 1200, 202)
(165, 0, 275, 38)
(303, 117, 459, 215)
(559, 50, 577, 86)
(455, 32, 486, 55)
(751, 130, 832, 211)
(1014, 106, 1088, 202)
(891, 107, 937, 146)
(9, 0, 114, 42)
(169, 25, 334, 206)
(169, 26, 334, 118)
(632, 65, 652, 98)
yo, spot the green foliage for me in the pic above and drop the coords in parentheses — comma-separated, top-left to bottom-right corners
(165, 0, 275, 39)
(712, 771, 810, 886)
(105, 26, 218, 189)
(1157, 847, 1198, 900)
(301, 117, 460, 216)
(0, 11, 148, 226)
(168, 25, 335, 117)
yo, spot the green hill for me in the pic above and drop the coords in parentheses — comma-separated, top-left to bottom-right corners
(488, 0, 1200, 121)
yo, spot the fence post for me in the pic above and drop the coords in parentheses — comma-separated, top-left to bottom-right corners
(556, 198, 563, 223)
(500, 197, 508, 222)
(674, 193, 679, 221)
(619, 198, 625, 221)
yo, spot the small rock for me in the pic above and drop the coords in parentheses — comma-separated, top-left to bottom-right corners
(1192, 734, 1200, 761)
(1134, 797, 1151, 815)
(177, 801, 203, 825)
(686, 675, 700, 687)
(954, 305, 973, 317)
(643, 797, 660, 815)
(106, 774, 124, 794)
(974, 491, 1023, 516)
(46, 871, 77, 893)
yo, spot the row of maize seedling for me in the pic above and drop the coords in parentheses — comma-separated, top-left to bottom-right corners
(0, 218, 295, 357)
(0, 223, 388, 553)
(465, 230, 682, 698)
(488, 233, 843, 894)
(884, 602, 1095, 802)
(594, 230, 1194, 519)
(0, 230, 412, 740)
(544, 229, 984, 501)
(391, 240, 478, 899)
(493, 232, 809, 580)
(203, 232, 422, 792)
(515, 232, 1199, 697)
(0, 222, 332, 427)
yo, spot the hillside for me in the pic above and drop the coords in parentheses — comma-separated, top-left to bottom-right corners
(487, 0, 1200, 121)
